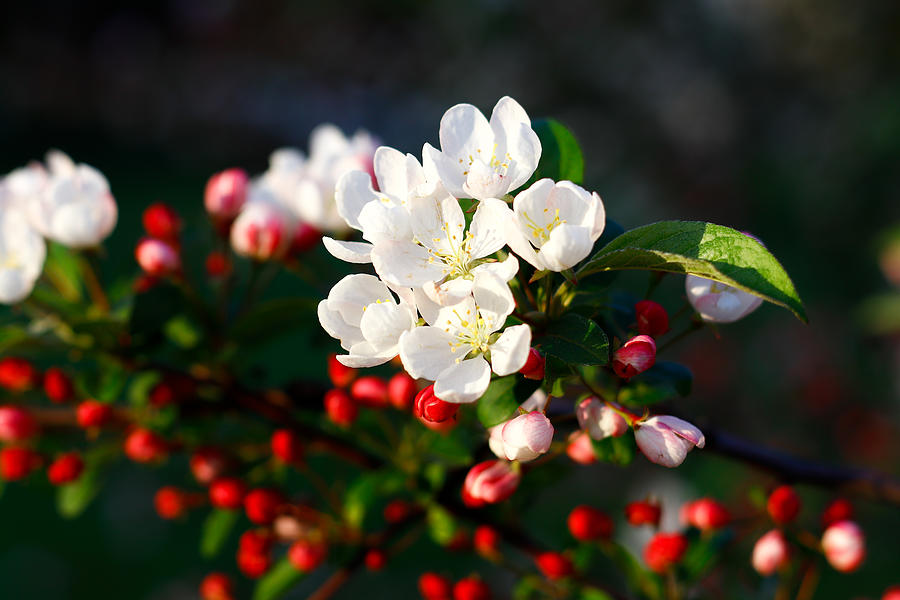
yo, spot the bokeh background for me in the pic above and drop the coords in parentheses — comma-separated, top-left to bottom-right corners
(1, 0, 899, 598)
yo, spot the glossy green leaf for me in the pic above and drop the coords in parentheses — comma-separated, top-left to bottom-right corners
(44, 243, 84, 302)
(200, 509, 239, 558)
(426, 504, 457, 545)
(252, 557, 305, 600)
(532, 119, 585, 184)
(591, 435, 635, 466)
(578, 221, 806, 322)
(57, 469, 103, 518)
(540, 313, 609, 366)
(476, 376, 541, 428)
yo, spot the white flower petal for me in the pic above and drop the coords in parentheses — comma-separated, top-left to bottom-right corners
(489, 97, 541, 191)
(317, 300, 364, 351)
(322, 238, 373, 263)
(467, 198, 509, 259)
(490, 324, 532, 376)
(439, 103, 495, 162)
(398, 326, 458, 380)
(371, 240, 446, 287)
(413, 287, 442, 326)
(434, 356, 492, 403)
(358, 201, 412, 244)
(537, 223, 594, 271)
(423, 143, 466, 199)
(335, 170, 378, 231)
(327, 274, 393, 326)
(472, 272, 515, 332)
(472, 254, 520, 283)
(408, 192, 465, 255)
(359, 302, 415, 352)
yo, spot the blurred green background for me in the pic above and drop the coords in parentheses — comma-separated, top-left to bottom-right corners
(1, 0, 898, 598)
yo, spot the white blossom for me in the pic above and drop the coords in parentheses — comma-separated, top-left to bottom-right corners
(685, 275, 763, 323)
(0, 197, 46, 304)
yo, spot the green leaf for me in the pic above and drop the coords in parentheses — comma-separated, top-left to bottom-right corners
(618, 362, 692, 407)
(0, 326, 29, 354)
(540, 313, 609, 366)
(476, 376, 541, 428)
(74, 363, 128, 403)
(580, 589, 615, 600)
(200, 509, 239, 558)
(343, 470, 406, 530)
(425, 504, 458, 545)
(164, 314, 203, 349)
(532, 119, 584, 184)
(44, 243, 84, 302)
(591, 435, 635, 466)
(56, 446, 118, 518)
(252, 557, 305, 600)
(127, 371, 163, 407)
(578, 221, 806, 322)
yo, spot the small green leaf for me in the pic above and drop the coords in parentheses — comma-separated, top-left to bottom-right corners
(127, 371, 163, 407)
(164, 314, 202, 349)
(426, 504, 457, 545)
(578, 221, 806, 322)
(476, 376, 541, 428)
(343, 470, 406, 529)
(540, 313, 609, 366)
(532, 119, 585, 184)
(580, 589, 615, 600)
(618, 362, 693, 406)
(252, 557, 306, 600)
(200, 509, 239, 558)
(591, 435, 635, 466)
(56, 446, 117, 518)
(44, 243, 84, 302)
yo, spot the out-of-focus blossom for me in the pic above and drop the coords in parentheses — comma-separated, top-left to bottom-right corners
(0, 405, 37, 442)
(205, 168, 249, 221)
(566, 431, 596, 465)
(230, 196, 294, 261)
(135, 237, 180, 276)
(576, 398, 628, 440)
(634, 415, 704, 467)
(681, 498, 730, 531)
(462, 460, 520, 507)
(0, 201, 46, 305)
(822, 520, 865, 573)
(685, 275, 763, 323)
(423, 96, 541, 201)
(752, 529, 790, 576)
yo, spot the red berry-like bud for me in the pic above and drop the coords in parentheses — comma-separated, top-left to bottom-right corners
(239, 530, 272, 555)
(383, 499, 411, 524)
(148, 381, 176, 408)
(821, 498, 853, 529)
(76, 400, 113, 429)
(324, 389, 358, 427)
(364, 548, 387, 571)
(414, 385, 459, 423)
(473, 525, 501, 559)
(625, 500, 662, 527)
(767, 485, 801, 524)
(612, 335, 656, 379)
(566, 431, 596, 465)
(446, 529, 471, 552)
(350, 376, 389, 408)
(200, 573, 234, 600)
(462, 460, 520, 507)
(142, 202, 181, 240)
(822, 520, 866, 573)
(205, 251, 231, 278)
(291, 222, 322, 254)
(568, 505, 613, 541)
(0, 447, 40, 481)
(644, 532, 689, 573)
(205, 168, 248, 222)
(244, 488, 284, 525)
(43, 368, 74, 403)
(209, 477, 247, 510)
(134, 274, 160, 293)
(0, 405, 37, 442)
(288, 539, 328, 572)
(519, 347, 545, 380)
(682, 498, 730, 531)
(635, 300, 669, 338)
(418, 572, 453, 600)
(0, 357, 39, 392)
(453, 577, 492, 600)
(237, 549, 271, 579)
(883, 586, 900, 600)
(327, 354, 357, 388)
(155, 486, 187, 519)
(271, 429, 303, 464)
(190, 447, 227, 485)
(124, 428, 168, 463)
(536, 551, 574, 580)
(388, 372, 418, 411)
(47, 452, 84, 486)
(135, 237, 181, 276)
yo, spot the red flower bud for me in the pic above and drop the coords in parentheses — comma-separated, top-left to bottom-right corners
(364, 548, 387, 571)
(0, 446, 40, 481)
(288, 539, 328, 572)
(821, 498, 853, 529)
(76, 400, 113, 429)
(452, 577, 492, 600)
(155, 486, 187, 519)
(200, 573, 234, 600)
(327, 354, 357, 388)
(244, 488, 284, 525)
(291, 222, 322, 254)
(324, 389, 358, 427)
(635, 300, 669, 338)
(462, 460, 520, 507)
(822, 520, 865, 573)
(47, 452, 84, 486)
(519, 347, 545, 380)
(135, 237, 181, 276)
(239, 530, 272, 555)
(209, 477, 247, 510)
(414, 385, 459, 423)
(681, 498, 730, 531)
(752, 529, 790, 576)
(418, 572, 453, 600)
(0, 357, 39, 392)
(625, 500, 662, 527)
(43, 368, 74, 403)
(383, 499, 411, 524)
(535, 551, 574, 580)
(612, 335, 656, 379)
(205, 168, 248, 222)
(0, 405, 38, 442)
(350, 376, 389, 408)
(271, 429, 303, 464)
(124, 428, 168, 463)
(190, 447, 227, 485)
(473, 525, 501, 558)
(644, 532, 689, 573)
(237, 549, 271, 579)
(882, 586, 900, 600)
(142, 202, 181, 240)
(205, 251, 231, 278)
(767, 485, 801, 524)
(388, 372, 418, 411)
(568, 505, 613, 541)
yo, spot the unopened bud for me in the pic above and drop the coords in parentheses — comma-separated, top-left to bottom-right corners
(822, 520, 865, 573)
(752, 529, 790, 576)
(576, 398, 628, 440)
(644, 532, 689, 573)
(634, 415, 704, 468)
(462, 460, 520, 507)
(519, 347, 545, 380)
(612, 335, 656, 379)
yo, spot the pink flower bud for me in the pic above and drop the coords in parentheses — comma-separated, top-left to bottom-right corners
(612, 335, 656, 379)
(499, 412, 554, 462)
(634, 415, 704, 468)
(752, 529, 790, 576)
(135, 237, 181, 276)
(635, 300, 669, 338)
(519, 348, 545, 380)
(230, 202, 293, 261)
(822, 520, 865, 573)
(0, 405, 38, 442)
(576, 398, 628, 440)
(462, 460, 520, 507)
(681, 498, 730, 531)
(566, 431, 596, 465)
(205, 168, 248, 221)
(685, 274, 763, 323)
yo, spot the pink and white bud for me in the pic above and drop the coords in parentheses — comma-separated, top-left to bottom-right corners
(205, 168, 249, 221)
(612, 335, 656, 379)
(576, 398, 628, 440)
(495, 412, 554, 462)
(822, 520, 865, 573)
(681, 498, 730, 531)
(566, 431, 597, 465)
(685, 275, 763, 324)
(0, 405, 38, 442)
(462, 460, 520, 507)
(135, 238, 180, 276)
(634, 415, 705, 468)
(752, 529, 790, 576)
(230, 201, 293, 261)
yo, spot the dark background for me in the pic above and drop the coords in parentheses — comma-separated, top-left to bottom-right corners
(1, 1, 899, 598)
